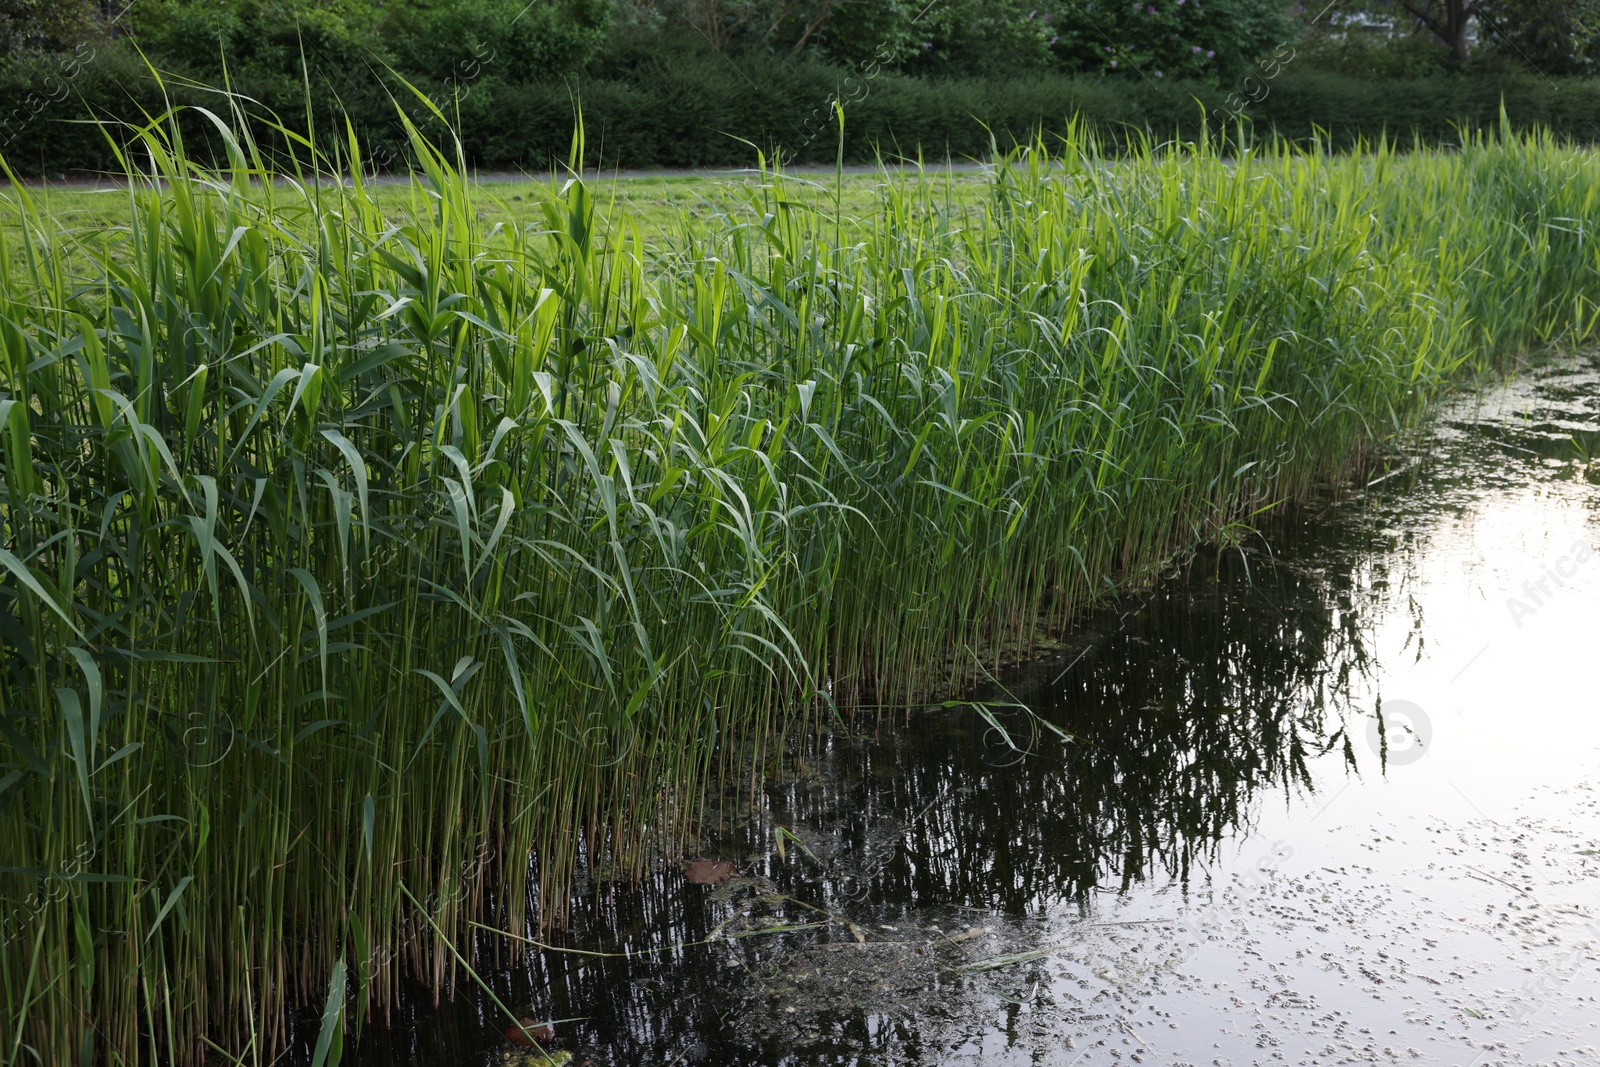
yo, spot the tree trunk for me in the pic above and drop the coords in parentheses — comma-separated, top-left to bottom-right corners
(1397, 0, 1473, 60)
(1446, 0, 1470, 60)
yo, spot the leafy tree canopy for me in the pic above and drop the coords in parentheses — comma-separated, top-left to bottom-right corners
(1303, 1, 1600, 73)
(624, 0, 1291, 83)
(0, 0, 103, 52)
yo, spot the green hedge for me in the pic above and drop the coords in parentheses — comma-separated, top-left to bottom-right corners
(1254, 71, 1600, 148)
(4, 46, 1600, 176)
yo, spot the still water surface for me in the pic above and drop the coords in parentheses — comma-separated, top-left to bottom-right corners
(338, 353, 1600, 1066)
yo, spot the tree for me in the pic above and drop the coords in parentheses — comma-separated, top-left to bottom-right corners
(383, 0, 613, 82)
(0, 0, 102, 52)
(621, 0, 1291, 81)
(623, 0, 934, 66)
(1390, 0, 1470, 61)
(1303, 0, 1600, 72)
(127, 0, 386, 80)
(124, 1, 612, 85)
(1040, 0, 1292, 85)
(1473, 0, 1600, 75)
(897, 0, 1060, 76)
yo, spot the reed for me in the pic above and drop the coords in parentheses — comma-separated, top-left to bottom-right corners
(2, 104, 1597, 1065)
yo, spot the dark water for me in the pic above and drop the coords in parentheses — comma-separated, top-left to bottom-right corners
(331, 354, 1600, 1067)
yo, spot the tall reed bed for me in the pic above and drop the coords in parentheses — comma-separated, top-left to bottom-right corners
(2, 108, 1597, 1064)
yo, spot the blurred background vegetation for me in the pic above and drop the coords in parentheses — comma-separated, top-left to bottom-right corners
(1, 1, 1599, 172)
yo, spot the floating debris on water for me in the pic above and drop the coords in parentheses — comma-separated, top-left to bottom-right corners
(503, 1018, 556, 1045)
(498, 1050, 571, 1067)
(685, 859, 737, 885)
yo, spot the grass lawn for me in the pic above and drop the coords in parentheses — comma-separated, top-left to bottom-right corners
(2, 166, 994, 256)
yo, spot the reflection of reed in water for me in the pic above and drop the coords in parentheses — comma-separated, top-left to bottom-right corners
(753, 525, 1396, 919)
(335, 357, 1600, 1067)
(339, 487, 1418, 1067)
(507, 524, 1409, 1063)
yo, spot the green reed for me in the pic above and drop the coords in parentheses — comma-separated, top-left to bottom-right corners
(2, 104, 1598, 1064)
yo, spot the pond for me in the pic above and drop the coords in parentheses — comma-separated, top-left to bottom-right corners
(330, 353, 1600, 1067)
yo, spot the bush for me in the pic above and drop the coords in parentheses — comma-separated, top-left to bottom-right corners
(1291, 27, 1458, 80)
(1041, 0, 1293, 85)
(585, 0, 1290, 84)
(454, 60, 1195, 169)
(0, 45, 176, 175)
(7, 50, 1600, 177)
(127, 0, 385, 83)
(383, 0, 612, 83)
(0, 42, 401, 178)
(1252, 72, 1600, 150)
(0, 0, 102, 53)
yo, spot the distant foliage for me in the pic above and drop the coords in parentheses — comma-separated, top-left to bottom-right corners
(1291, 24, 1457, 79)
(382, 0, 614, 82)
(1041, 0, 1293, 85)
(10, 54, 1600, 177)
(891, 0, 1060, 76)
(0, 0, 101, 53)
(5, 0, 1600, 177)
(125, 0, 610, 86)
(127, 0, 385, 82)
(1295, 2, 1600, 76)
(604, 0, 1290, 83)
(1473, 0, 1600, 76)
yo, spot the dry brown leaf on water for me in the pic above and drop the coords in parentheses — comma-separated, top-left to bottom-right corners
(685, 859, 736, 884)
(504, 1017, 556, 1045)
